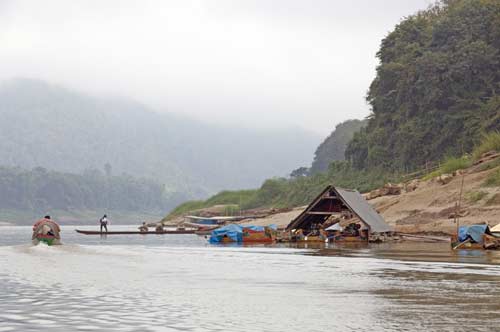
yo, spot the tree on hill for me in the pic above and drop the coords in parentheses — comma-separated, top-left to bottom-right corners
(346, 0, 500, 172)
(310, 119, 367, 174)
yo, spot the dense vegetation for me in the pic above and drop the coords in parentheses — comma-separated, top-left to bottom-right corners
(0, 166, 173, 213)
(309, 119, 367, 174)
(166, 161, 393, 219)
(0, 79, 319, 200)
(472, 131, 500, 160)
(346, 0, 500, 172)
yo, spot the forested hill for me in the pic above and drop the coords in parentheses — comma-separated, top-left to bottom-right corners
(310, 119, 367, 174)
(0, 166, 175, 225)
(0, 79, 320, 199)
(0, 166, 168, 213)
(346, 0, 500, 172)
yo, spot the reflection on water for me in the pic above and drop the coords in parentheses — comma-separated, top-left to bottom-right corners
(1, 226, 500, 332)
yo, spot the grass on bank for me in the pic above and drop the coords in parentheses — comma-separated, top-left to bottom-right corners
(422, 156, 472, 180)
(472, 131, 500, 161)
(422, 132, 500, 181)
(166, 161, 396, 219)
(166, 189, 257, 219)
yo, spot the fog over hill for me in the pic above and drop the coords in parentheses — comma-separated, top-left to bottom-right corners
(0, 79, 321, 200)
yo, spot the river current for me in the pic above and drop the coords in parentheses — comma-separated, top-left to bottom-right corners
(1, 225, 500, 332)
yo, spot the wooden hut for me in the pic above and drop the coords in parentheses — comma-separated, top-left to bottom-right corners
(285, 185, 392, 242)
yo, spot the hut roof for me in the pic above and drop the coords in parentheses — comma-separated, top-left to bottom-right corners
(285, 185, 392, 233)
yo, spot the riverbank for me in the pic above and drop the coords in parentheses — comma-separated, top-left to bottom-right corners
(166, 156, 500, 235)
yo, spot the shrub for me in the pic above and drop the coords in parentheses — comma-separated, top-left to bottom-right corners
(472, 131, 500, 161)
(422, 156, 471, 180)
(441, 156, 472, 174)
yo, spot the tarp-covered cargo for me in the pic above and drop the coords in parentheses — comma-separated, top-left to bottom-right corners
(458, 225, 490, 244)
(209, 224, 277, 244)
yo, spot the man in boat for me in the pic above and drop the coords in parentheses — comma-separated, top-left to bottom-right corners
(33, 215, 59, 235)
(32, 215, 61, 245)
(138, 222, 149, 233)
(99, 214, 109, 233)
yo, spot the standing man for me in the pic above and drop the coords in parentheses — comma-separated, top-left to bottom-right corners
(100, 214, 109, 233)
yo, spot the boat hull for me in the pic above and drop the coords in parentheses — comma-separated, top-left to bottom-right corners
(33, 234, 62, 246)
(75, 229, 196, 235)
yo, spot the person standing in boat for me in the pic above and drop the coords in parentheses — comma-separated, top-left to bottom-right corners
(99, 214, 109, 233)
(138, 222, 148, 233)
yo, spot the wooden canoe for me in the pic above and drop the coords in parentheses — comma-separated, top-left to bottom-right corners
(75, 229, 196, 235)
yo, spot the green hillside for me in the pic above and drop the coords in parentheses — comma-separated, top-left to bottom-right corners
(346, 0, 500, 172)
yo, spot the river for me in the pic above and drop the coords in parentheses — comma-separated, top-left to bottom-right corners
(1, 225, 500, 331)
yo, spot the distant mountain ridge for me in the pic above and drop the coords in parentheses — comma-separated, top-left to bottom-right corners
(0, 78, 321, 200)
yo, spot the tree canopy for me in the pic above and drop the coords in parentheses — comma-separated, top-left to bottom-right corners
(346, 0, 500, 171)
(310, 119, 367, 174)
(0, 166, 175, 213)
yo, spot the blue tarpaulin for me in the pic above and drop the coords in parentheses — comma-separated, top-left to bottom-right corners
(209, 224, 277, 243)
(209, 224, 243, 243)
(458, 225, 489, 243)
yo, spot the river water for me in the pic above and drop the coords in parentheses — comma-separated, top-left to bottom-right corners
(1, 225, 500, 332)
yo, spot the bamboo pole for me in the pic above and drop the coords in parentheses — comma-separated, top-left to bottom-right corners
(455, 174, 466, 236)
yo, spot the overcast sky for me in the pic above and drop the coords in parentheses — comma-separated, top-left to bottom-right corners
(1, 0, 433, 135)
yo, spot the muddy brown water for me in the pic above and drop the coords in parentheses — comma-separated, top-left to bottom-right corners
(1, 226, 499, 332)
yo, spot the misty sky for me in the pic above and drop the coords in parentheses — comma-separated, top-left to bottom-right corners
(1, 0, 432, 134)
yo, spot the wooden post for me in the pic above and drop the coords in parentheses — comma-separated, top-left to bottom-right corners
(456, 175, 466, 236)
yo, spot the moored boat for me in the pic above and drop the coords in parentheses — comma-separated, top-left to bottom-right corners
(75, 229, 196, 235)
(183, 215, 254, 229)
(451, 224, 500, 250)
(208, 224, 277, 244)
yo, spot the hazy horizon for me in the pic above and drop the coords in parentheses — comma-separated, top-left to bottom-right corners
(1, 0, 432, 135)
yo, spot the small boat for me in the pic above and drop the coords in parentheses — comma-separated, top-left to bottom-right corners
(183, 215, 254, 229)
(208, 224, 277, 244)
(194, 229, 213, 236)
(183, 222, 220, 230)
(75, 229, 196, 235)
(32, 218, 62, 245)
(451, 224, 500, 250)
